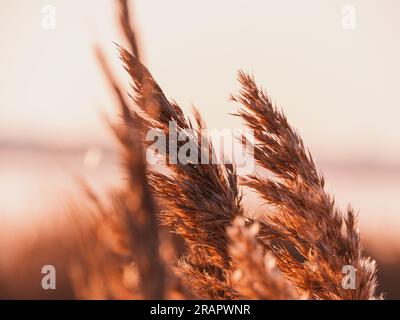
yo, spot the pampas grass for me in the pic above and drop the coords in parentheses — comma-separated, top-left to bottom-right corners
(231, 72, 380, 299)
(69, 0, 381, 300)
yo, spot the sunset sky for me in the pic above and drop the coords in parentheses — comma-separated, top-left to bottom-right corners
(0, 0, 399, 241)
(1, 0, 399, 160)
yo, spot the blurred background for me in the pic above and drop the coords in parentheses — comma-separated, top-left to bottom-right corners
(0, 0, 399, 298)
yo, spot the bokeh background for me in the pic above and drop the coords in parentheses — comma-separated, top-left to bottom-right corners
(1, 0, 399, 298)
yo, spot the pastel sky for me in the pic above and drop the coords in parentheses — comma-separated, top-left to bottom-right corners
(1, 0, 399, 163)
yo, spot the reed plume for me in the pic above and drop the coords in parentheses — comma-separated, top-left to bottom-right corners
(121, 49, 243, 297)
(116, 36, 244, 299)
(73, 0, 168, 299)
(86, 47, 166, 299)
(227, 217, 299, 299)
(231, 71, 381, 299)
